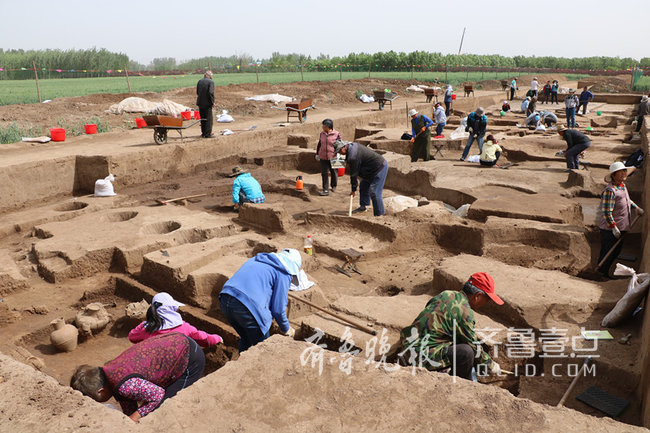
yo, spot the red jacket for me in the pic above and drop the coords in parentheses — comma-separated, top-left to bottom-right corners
(316, 129, 342, 160)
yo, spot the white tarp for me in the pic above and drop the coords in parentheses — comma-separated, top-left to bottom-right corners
(359, 94, 375, 103)
(244, 93, 295, 105)
(384, 195, 419, 213)
(406, 85, 425, 93)
(107, 97, 190, 116)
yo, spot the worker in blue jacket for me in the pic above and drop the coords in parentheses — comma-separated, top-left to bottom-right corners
(230, 166, 265, 211)
(409, 108, 434, 162)
(578, 86, 594, 115)
(460, 107, 488, 161)
(219, 249, 301, 352)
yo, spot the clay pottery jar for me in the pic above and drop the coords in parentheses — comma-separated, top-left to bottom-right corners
(50, 318, 78, 352)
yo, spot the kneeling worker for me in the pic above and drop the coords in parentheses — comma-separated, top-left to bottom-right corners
(479, 135, 503, 167)
(230, 166, 265, 211)
(399, 272, 504, 380)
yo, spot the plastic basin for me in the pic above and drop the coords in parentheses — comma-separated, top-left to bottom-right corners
(194, 111, 201, 120)
(84, 124, 97, 134)
(50, 128, 66, 142)
(135, 118, 146, 129)
(337, 167, 345, 177)
(451, 94, 457, 100)
(181, 111, 191, 120)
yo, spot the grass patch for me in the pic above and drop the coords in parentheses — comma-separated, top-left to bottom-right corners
(0, 122, 44, 144)
(0, 71, 592, 106)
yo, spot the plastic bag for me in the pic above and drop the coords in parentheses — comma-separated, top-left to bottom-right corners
(601, 264, 650, 327)
(452, 203, 471, 218)
(94, 174, 116, 197)
(359, 94, 375, 103)
(217, 110, 234, 123)
(384, 195, 419, 214)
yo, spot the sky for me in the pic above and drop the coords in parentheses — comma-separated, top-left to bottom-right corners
(1, 0, 648, 64)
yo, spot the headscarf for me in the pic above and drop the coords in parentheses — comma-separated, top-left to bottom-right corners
(152, 292, 185, 330)
(273, 248, 302, 276)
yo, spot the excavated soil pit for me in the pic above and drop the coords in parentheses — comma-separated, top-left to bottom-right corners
(54, 201, 89, 212)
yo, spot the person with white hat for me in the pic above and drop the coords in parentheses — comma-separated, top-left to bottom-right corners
(219, 249, 302, 352)
(557, 126, 590, 169)
(530, 77, 539, 97)
(409, 108, 434, 162)
(564, 89, 579, 128)
(597, 162, 644, 278)
(129, 292, 223, 347)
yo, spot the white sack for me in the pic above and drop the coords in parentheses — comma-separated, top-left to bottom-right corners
(217, 110, 234, 123)
(384, 195, 419, 214)
(359, 94, 375, 103)
(94, 174, 116, 197)
(602, 264, 650, 327)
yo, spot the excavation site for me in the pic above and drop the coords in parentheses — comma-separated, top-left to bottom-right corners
(1, 75, 650, 433)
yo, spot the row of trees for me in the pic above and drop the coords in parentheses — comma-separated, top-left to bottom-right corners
(1, 48, 648, 79)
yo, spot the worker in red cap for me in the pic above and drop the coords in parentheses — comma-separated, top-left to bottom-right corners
(398, 272, 504, 380)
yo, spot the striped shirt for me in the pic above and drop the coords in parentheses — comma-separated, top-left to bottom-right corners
(601, 183, 637, 227)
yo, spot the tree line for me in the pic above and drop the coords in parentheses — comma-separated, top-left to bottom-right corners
(1, 48, 648, 80)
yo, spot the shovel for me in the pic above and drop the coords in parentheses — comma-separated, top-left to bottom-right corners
(154, 193, 207, 206)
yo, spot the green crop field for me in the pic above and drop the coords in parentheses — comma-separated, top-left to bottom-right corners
(0, 70, 581, 106)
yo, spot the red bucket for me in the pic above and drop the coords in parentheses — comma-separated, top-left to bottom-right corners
(181, 111, 191, 120)
(50, 128, 66, 142)
(84, 124, 97, 134)
(194, 111, 201, 120)
(337, 167, 345, 177)
(451, 94, 457, 100)
(135, 118, 146, 128)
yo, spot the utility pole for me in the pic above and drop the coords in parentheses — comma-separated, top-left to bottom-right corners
(457, 27, 466, 55)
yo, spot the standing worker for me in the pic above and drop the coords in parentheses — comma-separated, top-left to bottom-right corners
(315, 118, 342, 196)
(196, 70, 215, 138)
(578, 86, 594, 115)
(597, 162, 644, 278)
(530, 77, 539, 97)
(565, 89, 579, 128)
(558, 126, 590, 170)
(551, 80, 559, 104)
(444, 85, 454, 116)
(509, 78, 517, 101)
(409, 109, 434, 162)
(460, 107, 487, 161)
(398, 272, 504, 380)
(219, 249, 301, 352)
(334, 140, 388, 216)
(636, 95, 648, 133)
(433, 102, 447, 136)
(541, 80, 552, 104)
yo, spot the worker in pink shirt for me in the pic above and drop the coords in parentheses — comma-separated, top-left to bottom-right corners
(129, 292, 222, 348)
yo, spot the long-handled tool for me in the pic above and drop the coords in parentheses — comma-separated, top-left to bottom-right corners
(557, 357, 594, 407)
(348, 194, 354, 217)
(155, 193, 207, 206)
(288, 292, 376, 335)
(595, 215, 641, 270)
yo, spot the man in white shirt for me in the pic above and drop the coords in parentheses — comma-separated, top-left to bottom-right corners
(530, 77, 539, 97)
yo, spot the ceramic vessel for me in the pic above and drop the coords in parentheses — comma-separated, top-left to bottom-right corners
(50, 318, 78, 352)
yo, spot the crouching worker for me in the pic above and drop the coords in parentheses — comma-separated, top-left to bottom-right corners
(230, 166, 265, 211)
(70, 333, 205, 423)
(129, 292, 223, 348)
(398, 273, 504, 380)
(479, 135, 503, 167)
(219, 249, 301, 352)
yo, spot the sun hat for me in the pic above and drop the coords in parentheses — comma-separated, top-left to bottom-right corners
(333, 140, 348, 153)
(408, 109, 418, 117)
(467, 272, 503, 305)
(229, 166, 248, 177)
(273, 248, 302, 276)
(609, 161, 629, 173)
(152, 292, 185, 308)
(476, 107, 485, 115)
(569, 88, 575, 94)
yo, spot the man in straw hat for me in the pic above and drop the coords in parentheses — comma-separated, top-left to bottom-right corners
(597, 162, 644, 278)
(398, 272, 504, 380)
(229, 166, 265, 211)
(557, 126, 590, 170)
(564, 88, 579, 128)
(409, 108, 434, 162)
(196, 70, 215, 138)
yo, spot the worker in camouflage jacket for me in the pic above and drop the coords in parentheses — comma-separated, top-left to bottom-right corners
(398, 272, 504, 380)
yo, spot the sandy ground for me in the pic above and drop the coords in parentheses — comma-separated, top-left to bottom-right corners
(0, 75, 648, 431)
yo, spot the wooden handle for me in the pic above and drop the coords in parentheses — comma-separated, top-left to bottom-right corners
(348, 194, 354, 217)
(289, 292, 376, 335)
(557, 357, 592, 407)
(596, 214, 641, 269)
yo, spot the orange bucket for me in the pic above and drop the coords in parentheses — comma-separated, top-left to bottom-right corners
(135, 118, 146, 128)
(337, 167, 345, 176)
(181, 111, 191, 120)
(84, 124, 97, 134)
(451, 94, 457, 100)
(50, 128, 66, 142)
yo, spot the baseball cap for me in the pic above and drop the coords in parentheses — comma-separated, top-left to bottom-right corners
(467, 272, 503, 305)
